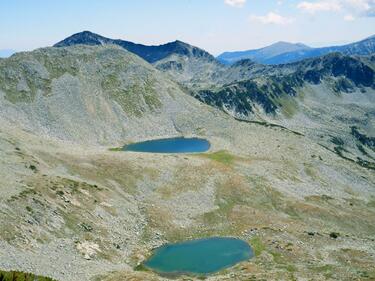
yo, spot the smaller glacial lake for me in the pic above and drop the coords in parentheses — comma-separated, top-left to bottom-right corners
(143, 237, 254, 276)
(124, 137, 210, 153)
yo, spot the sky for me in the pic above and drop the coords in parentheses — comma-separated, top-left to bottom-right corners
(0, 0, 374, 55)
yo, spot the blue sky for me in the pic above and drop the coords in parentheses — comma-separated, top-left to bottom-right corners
(0, 0, 374, 55)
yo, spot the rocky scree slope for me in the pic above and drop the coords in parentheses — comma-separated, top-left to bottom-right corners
(195, 53, 375, 169)
(54, 31, 225, 89)
(0, 34, 375, 281)
(196, 53, 375, 117)
(54, 31, 215, 64)
(0, 45, 219, 144)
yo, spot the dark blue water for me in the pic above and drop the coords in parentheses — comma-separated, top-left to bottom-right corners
(124, 137, 210, 153)
(143, 237, 254, 276)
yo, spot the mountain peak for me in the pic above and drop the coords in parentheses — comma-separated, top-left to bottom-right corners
(54, 31, 110, 47)
(272, 41, 310, 48)
(54, 31, 216, 63)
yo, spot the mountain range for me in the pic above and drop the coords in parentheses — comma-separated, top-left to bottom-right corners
(54, 31, 215, 64)
(217, 35, 375, 65)
(0, 31, 375, 281)
(54, 31, 375, 167)
(56, 31, 375, 67)
(6, 31, 375, 167)
(217, 41, 311, 65)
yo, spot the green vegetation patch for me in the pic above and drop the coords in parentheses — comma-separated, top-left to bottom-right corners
(102, 74, 162, 117)
(202, 150, 235, 165)
(0, 51, 79, 103)
(249, 236, 265, 256)
(108, 147, 123, 152)
(0, 270, 56, 281)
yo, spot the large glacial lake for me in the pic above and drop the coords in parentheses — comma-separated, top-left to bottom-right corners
(143, 237, 254, 276)
(124, 137, 210, 153)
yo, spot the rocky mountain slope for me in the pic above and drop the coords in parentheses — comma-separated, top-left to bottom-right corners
(54, 31, 214, 64)
(0, 35, 374, 281)
(55, 31, 223, 89)
(0, 44, 223, 145)
(218, 35, 375, 65)
(195, 53, 375, 169)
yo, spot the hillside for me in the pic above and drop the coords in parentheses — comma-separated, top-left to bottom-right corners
(0, 45, 223, 145)
(0, 40, 374, 281)
(55, 31, 223, 89)
(54, 31, 216, 64)
(195, 53, 375, 169)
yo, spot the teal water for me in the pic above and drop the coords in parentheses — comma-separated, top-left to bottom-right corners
(144, 237, 254, 276)
(124, 137, 210, 153)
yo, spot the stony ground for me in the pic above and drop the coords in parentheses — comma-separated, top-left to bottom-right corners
(0, 113, 374, 281)
(0, 45, 374, 281)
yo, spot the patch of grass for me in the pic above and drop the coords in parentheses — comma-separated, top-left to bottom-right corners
(134, 263, 149, 272)
(0, 51, 79, 104)
(270, 251, 283, 264)
(103, 75, 161, 117)
(285, 264, 297, 272)
(0, 270, 56, 281)
(303, 164, 317, 179)
(314, 264, 334, 272)
(202, 150, 235, 165)
(279, 96, 298, 118)
(249, 236, 265, 256)
(108, 147, 123, 152)
(310, 264, 334, 279)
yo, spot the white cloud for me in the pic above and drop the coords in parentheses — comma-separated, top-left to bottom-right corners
(297, 0, 375, 16)
(346, 0, 370, 11)
(249, 12, 295, 25)
(297, 1, 342, 13)
(345, 0, 374, 16)
(344, 14, 356, 20)
(224, 0, 246, 7)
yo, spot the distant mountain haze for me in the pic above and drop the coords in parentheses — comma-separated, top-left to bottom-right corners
(217, 35, 375, 65)
(217, 42, 311, 65)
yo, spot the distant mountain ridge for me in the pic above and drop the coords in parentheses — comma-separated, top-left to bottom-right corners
(54, 31, 216, 64)
(218, 42, 311, 65)
(54, 31, 375, 87)
(217, 35, 375, 65)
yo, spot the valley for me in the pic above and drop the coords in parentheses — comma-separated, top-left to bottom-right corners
(0, 31, 374, 281)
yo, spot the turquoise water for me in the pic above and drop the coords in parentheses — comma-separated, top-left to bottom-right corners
(144, 237, 254, 276)
(124, 137, 210, 153)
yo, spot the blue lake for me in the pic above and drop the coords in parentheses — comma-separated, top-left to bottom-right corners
(143, 237, 254, 276)
(124, 137, 210, 153)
